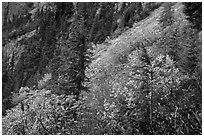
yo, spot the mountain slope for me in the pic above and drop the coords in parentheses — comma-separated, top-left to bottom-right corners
(86, 3, 188, 107)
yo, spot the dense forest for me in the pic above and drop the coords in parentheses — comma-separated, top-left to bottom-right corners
(2, 2, 202, 135)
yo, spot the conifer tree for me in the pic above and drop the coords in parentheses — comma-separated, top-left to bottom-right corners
(183, 2, 202, 31)
(139, 47, 154, 134)
(58, 3, 89, 100)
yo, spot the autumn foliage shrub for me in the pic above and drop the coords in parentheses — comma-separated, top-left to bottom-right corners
(2, 88, 87, 135)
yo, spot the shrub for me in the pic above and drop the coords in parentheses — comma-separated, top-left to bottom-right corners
(2, 88, 87, 135)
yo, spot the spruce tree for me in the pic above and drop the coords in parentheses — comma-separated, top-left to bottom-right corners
(183, 2, 202, 31)
(59, 3, 89, 100)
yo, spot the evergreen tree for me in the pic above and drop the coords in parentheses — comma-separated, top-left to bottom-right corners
(58, 3, 89, 100)
(183, 2, 202, 31)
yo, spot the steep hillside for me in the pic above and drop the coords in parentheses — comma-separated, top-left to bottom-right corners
(86, 3, 187, 107)
(2, 2, 202, 135)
